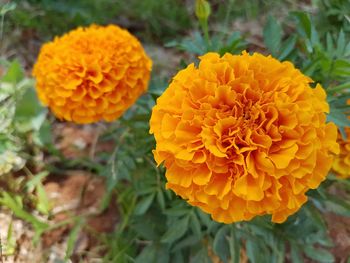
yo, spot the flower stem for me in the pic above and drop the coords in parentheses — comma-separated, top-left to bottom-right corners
(199, 19, 210, 49)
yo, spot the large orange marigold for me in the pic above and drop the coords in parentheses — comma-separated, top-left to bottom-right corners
(33, 24, 152, 124)
(332, 127, 350, 179)
(150, 52, 339, 223)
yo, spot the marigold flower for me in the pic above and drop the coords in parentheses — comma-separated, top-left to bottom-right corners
(33, 25, 152, 124)
(150, 52, 339, 223)
(332, 127, 350, 179)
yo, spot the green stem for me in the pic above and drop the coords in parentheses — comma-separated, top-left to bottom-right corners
(200, 19, 210, 49)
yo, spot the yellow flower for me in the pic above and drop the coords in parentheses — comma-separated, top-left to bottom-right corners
(33, 24, 152, 124)
(150, 51, 339, 223)
(332, 127, 350, 179)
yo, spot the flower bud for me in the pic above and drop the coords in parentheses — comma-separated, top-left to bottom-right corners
(195, 0, 211, 21)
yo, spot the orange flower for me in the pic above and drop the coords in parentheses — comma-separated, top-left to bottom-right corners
(332, 127, 350, 179)
(150, 52, 339, 223)
(33, 25, 152, 124)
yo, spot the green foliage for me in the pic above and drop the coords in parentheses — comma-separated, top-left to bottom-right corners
(263, 16, 282, 57)
(95, 6, 350, 263)
(6, 0, 191, 42)
(316, 0, 350, 34)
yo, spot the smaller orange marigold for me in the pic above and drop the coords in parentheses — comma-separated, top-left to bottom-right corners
(33, 24, 152, 124)
(150, 51, 339, 224)
(332, 127, 350, 179)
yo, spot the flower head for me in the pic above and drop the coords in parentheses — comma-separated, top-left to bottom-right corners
(33, 24, 152, 124)
(150, 52, 339, 223)
(332, 127, 350, 179)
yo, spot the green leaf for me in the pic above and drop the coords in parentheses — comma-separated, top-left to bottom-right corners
(292, 11, 312, 39)
(164, 207, 190, 217)
(327, 109, 350, 137)
(328, 81, 350, 94)
(304, 204, 327, 231)
(36, 182, 51, 215)
(171, 235, 200, 252)
(135, 244, 157, 263)
(196, 209, 216, 232)
(326, 33, 334, 56)
(0, 192, 48, 232)
(246, 239, 270, 263)
(228, 226, 240, 263)
(1, 60, 24, 84)
(333, 59, 350, 77)
(344, 42, 350, 57)
(36, 119, 53, 146)
(134, 193, 154, 215)
(191, 247, 212, 263)
(5, 219, 16, 255)
(263, 16, 282, 56)
(290, 244, 304, 263)
(15, 88, 43, 120)
(304, 246, 334, 263)
(278, 35, 297, 60)
(190, 212, 202, 239)
(156, 189, 166, 210)
(0, 2, 16, 15)
(161, 216, 189, 244)
(336, 30, 346, 57)
(213, 226, 230, 263)
(324, 194, 350, 216)
(65, 218, 84, 260)
(26, 171, 49, 192)
(155, 244, 171, 263)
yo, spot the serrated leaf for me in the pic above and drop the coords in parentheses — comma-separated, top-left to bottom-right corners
(246, 240, 260, 263)
(196, 209, 216, 232)
(304, 204, 327, 231)
(213, 226, 230, 263)
(134, 193, 154, 215)
(228, 226, 240, 263)
(292, 11, 312, 39)
(336, 30, 346, 57)
(326, 33, 334, 56)
(290, 244, 304, 263)
(191, 247, 212, 263)
(324, 194, 350, 216)
(161, 216, 189, 244)
(171, 235, 200, 252)
(304, 246, 334, 263)
(1, 60, 24, 84)
(333, 59, 350, 77)
(190, 212, 202, 239)
(15, 88, 42, 120)
(246, 239, 270, 263)
(156, 189, 166, 210)
(135, 244, 157, 263)
(278, 35, 297, 60)
(164, 207, 190, 217)
(263, 16, 282, 56)
(344, 42, 350, 57)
